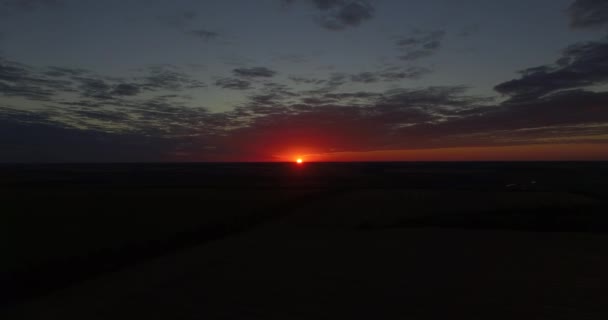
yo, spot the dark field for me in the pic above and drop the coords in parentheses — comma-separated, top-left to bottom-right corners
(3, 162, 608, 319)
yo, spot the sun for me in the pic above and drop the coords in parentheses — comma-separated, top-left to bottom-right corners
(296, 158, 303, 164)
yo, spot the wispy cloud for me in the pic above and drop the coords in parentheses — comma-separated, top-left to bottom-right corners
(569, 0, 608, 29)
(495, 39, 608, 101)
(233, 67, 278, 78)
(396, 30, 446, 61)
(283, 0, 375, 31)
(0, 0, 62, 14)
(215, 78, 252, 90)
(157, 11, 223, 42)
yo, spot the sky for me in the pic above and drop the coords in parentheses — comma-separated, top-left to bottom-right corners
(1, 0, 608, 162)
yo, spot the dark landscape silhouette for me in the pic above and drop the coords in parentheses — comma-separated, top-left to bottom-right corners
(3, 162, 608, 318)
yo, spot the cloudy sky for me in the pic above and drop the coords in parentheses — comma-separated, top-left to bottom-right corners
(1, 0, 608, 162)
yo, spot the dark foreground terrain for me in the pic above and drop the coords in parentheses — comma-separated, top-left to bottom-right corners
(2, 162, 608, 319)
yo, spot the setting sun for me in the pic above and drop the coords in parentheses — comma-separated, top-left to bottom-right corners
(296, 158, 303, 164)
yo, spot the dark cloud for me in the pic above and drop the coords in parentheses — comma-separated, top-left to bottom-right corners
(138, 65, 206, 91)
(73, 78, 143, 100)
(0, 56, 140, 103)
(2, 29, 608, 162)
(214, 86, 470, 157)
(1, 56, 207, 108)
(0, 0, 62, 13)
(0, 33, 7, 56)
(127, 101, 216, 136)
(0, 58, 226, 161)
(495, 39, 608, 100)
(185, 29, 220, 41)
(396, 30, 446, 61)
(59, 100, 107, 108)
(219, 86, 607, 158)
(378, 86, 483, 110)
(402, 89, 608, 147)
(318, 1, 375, 30)
(379, 67, 431, 81)
(457, 24, 480, 37)
(0, 57, 73, 100)
(0, 116, 175, 162)
(1, 62, 31, 82)
(75, 77, 113, 100)
(240, 83, 299, 111)
(233, 67, 277, 78)
(300, 96, 336, 105)
(43, 66, 89, 77)
(311, 0, 342, 10)
(283, 0, 375, 31)
(2, 78, 607, 161)
(569, 0, 608, 29)
(350, 72, 378, 83)
(1, 85, 217, 142)
(300, 72, 348, 94)
(324, 91, 383, 103)
(288, 73, 347, 89)
(208, 85, 478, 157)
(290, 67, 429, 89)
(0, 82, 55, 101)
(262, 82, 299, 96)
(490, 89, 608, 129)
(215, 78, 252, 90)
(273, 54, 309, 64)
(350, 66, 431, 83)
(111, 83, 141, 96)
(326, 72, 347, 86)
(157, 11, 197, 29)
(289, 76, 326, 85)
(72, 109, 130, 123)
(157, 11, 222, 42)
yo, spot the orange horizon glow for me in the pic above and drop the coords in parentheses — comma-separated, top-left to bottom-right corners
(274, 143, 608, 162)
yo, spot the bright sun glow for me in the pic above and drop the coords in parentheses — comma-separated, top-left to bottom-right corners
(296, 158, 303, 164)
